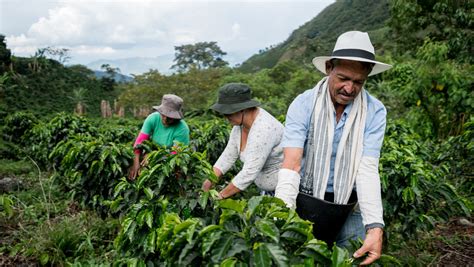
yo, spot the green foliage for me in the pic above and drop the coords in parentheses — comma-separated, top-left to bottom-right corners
(1, 111, 38, 160)
(0, 194, 14, 217)
(13, 211, 119, 266)
(432, 118, 474, 198)
(380, 119, 471, 237)
(188, 117, 231, 163)
(113, 144, 217, 260)
(172, 41, 229, 72)
(2, 111, 38, 144)
(388, 0, 473, 63)
(120, 196, 329, 265)
(2, 55, 120, 117)
(50, 137, 134, 215)
(26, 112, 96, 168)
(382, 40, 473, 138)
(0, 159, 34, 176)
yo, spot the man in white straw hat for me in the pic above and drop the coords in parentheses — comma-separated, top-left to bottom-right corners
(275, 31, 392, 265)
(129, 94, 190, 180)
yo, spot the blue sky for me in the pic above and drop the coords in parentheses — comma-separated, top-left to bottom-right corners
(1, 0, 333, 74)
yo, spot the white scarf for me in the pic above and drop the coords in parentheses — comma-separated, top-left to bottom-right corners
(300, 77, 367, 204)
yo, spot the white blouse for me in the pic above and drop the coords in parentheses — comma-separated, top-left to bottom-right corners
(214, 108, 284, 191)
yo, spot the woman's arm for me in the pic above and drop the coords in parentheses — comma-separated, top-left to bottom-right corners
(202, 127, 239, 191)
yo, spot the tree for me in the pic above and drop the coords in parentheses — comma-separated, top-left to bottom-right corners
(100, 64, 121, 91)
(0, 35, 11, 73)
(171, 41, 228, 72)
(388, 0, 473, 63)
(69, 87, 88, 115)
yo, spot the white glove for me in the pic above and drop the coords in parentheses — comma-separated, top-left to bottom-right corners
(275, 168, 301, 209)
(356, 156, 384, 227)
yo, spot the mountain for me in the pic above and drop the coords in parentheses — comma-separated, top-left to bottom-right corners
(238, 0, 390, 73)
(93, 70, 133, 83)
(86, 54, 174, 76)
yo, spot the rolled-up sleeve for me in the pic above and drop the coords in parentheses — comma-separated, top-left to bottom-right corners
(281, 90, 314, 148)
(214, 127, 240, 174)
(363, 95, 387, 158)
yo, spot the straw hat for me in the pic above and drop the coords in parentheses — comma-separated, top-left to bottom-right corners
(312, 31, 392, 76)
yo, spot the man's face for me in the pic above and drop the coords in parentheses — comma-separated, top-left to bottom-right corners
(326, 59, 369, 106)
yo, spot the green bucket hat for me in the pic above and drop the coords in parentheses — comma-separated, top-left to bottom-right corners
(210, 83, 261, 115)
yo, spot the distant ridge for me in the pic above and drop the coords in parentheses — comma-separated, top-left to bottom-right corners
(93, 70, 133, 83)
(238, 0, 390, 73)
(86, 54, 174, 76)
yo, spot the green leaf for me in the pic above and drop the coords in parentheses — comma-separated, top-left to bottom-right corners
(146, 231, 156, 253)
(126, 221, 137, 242)
(199, 225, 222, 237)
(220, 257, 238, 267)
(174, 219, 198, 235)
(145, 210, 153, 228)
(122, 217, 133, 233)
(263, 243, 289, 267)
(178, 241, 199, 265)
(377, 254, 403, 266)
(40, 254, 49, 265)
(198, 191, 209, 209)
(331, 245, 350, 267)
(296, 239, 331, 264)
(144, 187, 154, 200)
(253, 242, 272, 267)
(225, 238, 247, 258)
(255, 219, 280, 243)
(201, 229, 222, 256)
(247, 195, 264, 218)
(0, 195, 13, 217)
(218, 198, 246, 213)
(211, 233, 234, 263)
(136, 209, 147, 226)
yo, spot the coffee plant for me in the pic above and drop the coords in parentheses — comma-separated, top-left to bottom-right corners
(50, 136, 134, 215)
(26, 112, 97, 168)
(380, 119, 471, 237)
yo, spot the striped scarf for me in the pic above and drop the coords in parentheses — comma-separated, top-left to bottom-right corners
(300, 77, 367, 204)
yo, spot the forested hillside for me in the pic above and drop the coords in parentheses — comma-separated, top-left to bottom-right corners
(0, 43, 122, 118)
(238, 0, 391, 72)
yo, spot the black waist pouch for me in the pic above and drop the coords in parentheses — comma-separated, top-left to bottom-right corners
(296, 191, 357, 245)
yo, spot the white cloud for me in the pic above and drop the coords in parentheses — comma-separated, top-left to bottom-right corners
(74, 45, 116, 55)
(27, 6, 86, 45)
(3, 0, 334, 71)
(231, 23, 241, 39)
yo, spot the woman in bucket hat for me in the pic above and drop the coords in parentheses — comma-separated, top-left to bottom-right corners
(275, 31, 392, 265)
(129, 94, 190, 180)
(201, 83, 284, 199)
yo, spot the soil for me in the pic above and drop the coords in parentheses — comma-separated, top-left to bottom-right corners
(0, 255, 37, 267)
(432, 217, 474, 266)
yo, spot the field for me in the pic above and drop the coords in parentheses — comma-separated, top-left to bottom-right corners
(0, 112, 472, 266)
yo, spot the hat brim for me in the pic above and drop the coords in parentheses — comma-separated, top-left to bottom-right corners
(312, 56, 392, 76)
(153, 105, 184, 119)
(210, 100, 261, 115)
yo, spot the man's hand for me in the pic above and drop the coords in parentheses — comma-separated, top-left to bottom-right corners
(353, 227, 383, 265)
(202, 179, 213, 192)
